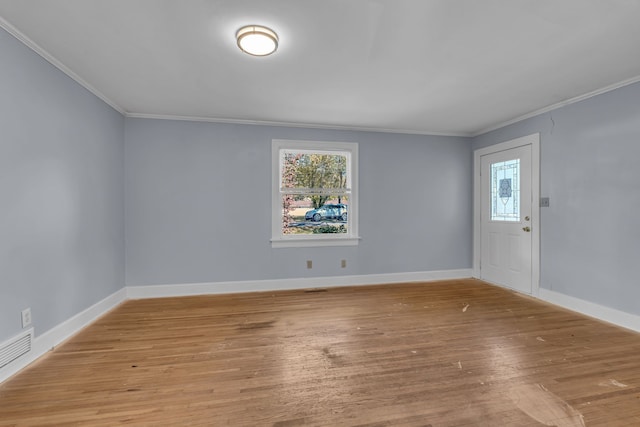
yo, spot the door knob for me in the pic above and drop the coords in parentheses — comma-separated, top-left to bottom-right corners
(522, 226, 531, 232)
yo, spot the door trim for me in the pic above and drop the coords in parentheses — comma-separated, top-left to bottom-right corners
(473, 133, 540, 296)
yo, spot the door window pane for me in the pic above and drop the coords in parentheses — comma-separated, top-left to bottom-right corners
(491, 159, 520, 221)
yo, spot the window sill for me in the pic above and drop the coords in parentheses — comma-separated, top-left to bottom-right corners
(271, 236, 361, 248)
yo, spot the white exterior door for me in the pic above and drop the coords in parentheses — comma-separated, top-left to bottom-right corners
(480, 144, 533, 294)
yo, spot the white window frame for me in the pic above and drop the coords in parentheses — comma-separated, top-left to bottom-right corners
(271, 139, 359, 248)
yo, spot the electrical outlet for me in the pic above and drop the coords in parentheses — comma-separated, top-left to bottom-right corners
(341, 259, 347, 268)
(306, 260, 312, 269)
(540, 197, 550, 207)
(21, 308, 32, 328)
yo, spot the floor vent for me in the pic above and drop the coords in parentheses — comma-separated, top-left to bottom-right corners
(0, 329, 33, 370)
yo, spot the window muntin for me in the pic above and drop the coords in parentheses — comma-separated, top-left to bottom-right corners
(272, 140, 358, 247)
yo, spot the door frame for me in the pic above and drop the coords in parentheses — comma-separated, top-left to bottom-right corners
(473, 133, 540, 296)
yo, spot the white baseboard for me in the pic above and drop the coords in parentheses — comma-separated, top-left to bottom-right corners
(126, 269, 473, 299)
(538, 288, 640, 333)
(0, 288, 127, 384)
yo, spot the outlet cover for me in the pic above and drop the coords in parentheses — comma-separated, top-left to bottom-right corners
(540, 197, 550, 207)
(21, 308, 32, 328)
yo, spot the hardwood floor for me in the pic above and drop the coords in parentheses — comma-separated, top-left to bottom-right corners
(2, 279, 640, 426)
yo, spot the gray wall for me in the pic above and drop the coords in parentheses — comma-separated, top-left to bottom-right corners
(125, 119, 472, 286)
(0, 28, 125, 343)
(473, 81, 640, 315)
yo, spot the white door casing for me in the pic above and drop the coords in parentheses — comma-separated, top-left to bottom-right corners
(473, 134, 540, 295)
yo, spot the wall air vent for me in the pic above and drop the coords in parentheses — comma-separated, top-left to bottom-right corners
(0, 329, 33, 370)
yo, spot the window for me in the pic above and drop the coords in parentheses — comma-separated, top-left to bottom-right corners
(490, 158, 520, 221)
(271, 139, 359, 248)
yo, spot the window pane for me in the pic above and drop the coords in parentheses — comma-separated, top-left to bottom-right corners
(491, 159, 520, 221)
(281, 152, 348, 191)
(282, 195, 348, 235)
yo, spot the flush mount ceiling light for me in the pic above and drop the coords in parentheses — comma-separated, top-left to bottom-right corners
(236, 25, 278, 56)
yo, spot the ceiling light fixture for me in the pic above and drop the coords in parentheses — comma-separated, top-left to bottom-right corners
(236, 25, 279, 56)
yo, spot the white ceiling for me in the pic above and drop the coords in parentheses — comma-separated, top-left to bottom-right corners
(1, 0, 640, 136)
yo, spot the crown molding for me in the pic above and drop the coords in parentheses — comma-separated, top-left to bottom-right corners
(125, 112, 473, 138)
(0, 16, 126, 115)
(472, 75, 640, 137)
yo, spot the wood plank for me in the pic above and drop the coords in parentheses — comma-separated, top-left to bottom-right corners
(1, 279, 640, 426)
